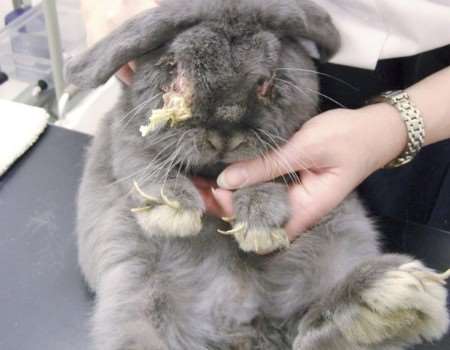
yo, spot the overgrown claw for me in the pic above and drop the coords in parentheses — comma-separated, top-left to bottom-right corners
(254, 237, 259, 252)
(217, 223, 247, 235)
(131, 206, 153, 213)
(133, 181, 161, 204)
(132, 181, 180, 211)
(439, 269, 450, 281)
(160, 188, 181, 210)
(423, 269, 450, 284)
(221, 216, 236, 223)
(217, 221, 290, 254)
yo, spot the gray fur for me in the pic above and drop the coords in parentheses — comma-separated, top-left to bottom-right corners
(233, 183, 291, 229)
(69, 0, 448, 349)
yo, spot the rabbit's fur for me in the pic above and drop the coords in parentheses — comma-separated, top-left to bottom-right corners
(67, 1, 449, 349)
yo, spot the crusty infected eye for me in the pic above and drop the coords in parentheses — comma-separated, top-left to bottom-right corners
(257, 80, 271, 97)
(162, 69, 192, 99)
(157, 54, 177, 69)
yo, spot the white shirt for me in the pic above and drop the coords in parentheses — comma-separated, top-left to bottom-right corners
(312, 0, 450, 69)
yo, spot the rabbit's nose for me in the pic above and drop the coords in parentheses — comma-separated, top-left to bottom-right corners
(228, 134, 246, 151)
(206, 131, 246, 152)
(206, 131, 225, 151)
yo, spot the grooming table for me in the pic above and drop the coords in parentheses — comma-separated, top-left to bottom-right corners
(0, 126, 92, 350)
(0, 125, 448, 349)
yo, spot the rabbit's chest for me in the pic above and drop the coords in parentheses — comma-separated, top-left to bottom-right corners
(167, 257, 261, 326)
(157, 237, 302, 348)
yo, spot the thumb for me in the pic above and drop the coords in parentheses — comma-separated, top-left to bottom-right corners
(217, 134, 310, 190)
(211, 188, 234, 218)
(285, 169, 357, 239)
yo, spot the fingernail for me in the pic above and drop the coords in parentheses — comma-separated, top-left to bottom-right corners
(217, 167, 248, 190)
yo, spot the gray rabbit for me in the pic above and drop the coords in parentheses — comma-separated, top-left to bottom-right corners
(66, 0, 449, 349)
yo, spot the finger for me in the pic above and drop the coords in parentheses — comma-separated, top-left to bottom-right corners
(192, 177, 233, 218)
(116, 64, 134, 85)
(284, 169, 356, 240)
(192, 177, 231, 217)
(196, 186, 228, 218)
(217, 133, 311, 190)
(211, 188, 234, 218)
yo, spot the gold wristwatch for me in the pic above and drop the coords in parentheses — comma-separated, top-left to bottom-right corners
(375, 90, 426, 168)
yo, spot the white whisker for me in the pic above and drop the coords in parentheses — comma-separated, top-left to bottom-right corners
(107, 132, 179, 187)
(118, 93, 162, 135)
(274, 78, 317, 105)
(253, 130, 301, 185)
(303, 86, 347, 108)
(275, 67, 358, 91)
(275, 78, 346, 108)
(258, 128, 317, 177)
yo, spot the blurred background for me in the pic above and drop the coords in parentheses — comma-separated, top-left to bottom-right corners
(0, 0, 119, 135)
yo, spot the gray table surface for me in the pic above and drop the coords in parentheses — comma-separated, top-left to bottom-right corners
(0, 125, 92, 350)
(0, 125, 448, 349)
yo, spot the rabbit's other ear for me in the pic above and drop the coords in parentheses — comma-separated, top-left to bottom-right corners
(65, 6, 199, 88)
(263, 0, 340, 62)
(297, 0, 340, 61)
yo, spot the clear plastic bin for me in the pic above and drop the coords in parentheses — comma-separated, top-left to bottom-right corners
(0, 0, 86, 87)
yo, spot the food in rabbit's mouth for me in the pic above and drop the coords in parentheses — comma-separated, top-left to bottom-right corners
(140, 91, 192, 137)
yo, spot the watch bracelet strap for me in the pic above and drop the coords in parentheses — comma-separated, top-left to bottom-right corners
(375, 91, 426, 168)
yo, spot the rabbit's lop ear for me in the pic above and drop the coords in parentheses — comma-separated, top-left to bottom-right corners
(266, 0, 340, 61)
(297, 0, 340, 61)
(65, 6, 199, 88)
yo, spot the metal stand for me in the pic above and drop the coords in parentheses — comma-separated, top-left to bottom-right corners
(42, 0, 65, 107)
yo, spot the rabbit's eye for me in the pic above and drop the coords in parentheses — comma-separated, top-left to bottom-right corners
(157, 55, 177, 70)
(256, 78, 274, 100)
(168, 59, 177, 68)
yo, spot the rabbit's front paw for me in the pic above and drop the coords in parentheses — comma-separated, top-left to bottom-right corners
(221, 183, 291, 254)
(220, 223, 289, 254)
(132, 180, 203, 237)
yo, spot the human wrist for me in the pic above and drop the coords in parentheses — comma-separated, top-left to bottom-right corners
(359, 68, 450, 170)
(357, 103, 409, 170)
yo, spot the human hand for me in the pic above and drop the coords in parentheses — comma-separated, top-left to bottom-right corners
(207, 104, 408, 240)
(80, 0, 161, 85)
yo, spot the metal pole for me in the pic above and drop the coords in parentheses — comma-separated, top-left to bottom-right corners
(12, 0, 25, 10)
(42, 0, 65, 112)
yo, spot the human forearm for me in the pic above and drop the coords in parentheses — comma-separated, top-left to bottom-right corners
(353, 67, 450, 170)
(406, 67, 450, 145)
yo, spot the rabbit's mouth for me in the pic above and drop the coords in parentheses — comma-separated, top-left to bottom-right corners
(202, 129, 254, 161)
(189, 125, 280, 166)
